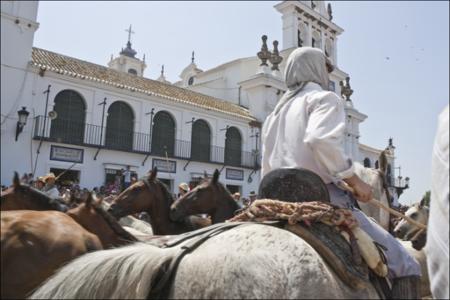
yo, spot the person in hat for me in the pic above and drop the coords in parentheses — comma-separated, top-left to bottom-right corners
(233, 192, 243, 208)
(42, 172, 60, 198)
(260, 47, 421, 298)
(34, 176, 46, 190)
(178, 182, 189, 198)
(248, 191, 257, 204)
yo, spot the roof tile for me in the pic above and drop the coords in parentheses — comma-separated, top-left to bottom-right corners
(31, 47, 255, 121)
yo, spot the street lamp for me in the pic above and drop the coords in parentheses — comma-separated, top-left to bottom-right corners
(391, 166, 410, 198)
(15, 106, 29, 141)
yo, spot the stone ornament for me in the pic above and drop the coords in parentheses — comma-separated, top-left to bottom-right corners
(257, 35, 272, 67)
(340, 76, 354, 101)
(328, 3, 333, 21)
(269, 40, 283, 71)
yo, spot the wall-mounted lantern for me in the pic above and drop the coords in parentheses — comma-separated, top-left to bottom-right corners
(15, 106, 29, 141)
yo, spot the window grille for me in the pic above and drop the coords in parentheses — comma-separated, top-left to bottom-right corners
(191, 119, 211, 162)
(225, 127, 242, 167)
(105, 101, 134, 151)
(50, 90, 86, 144)
(152, 111, 175, 157)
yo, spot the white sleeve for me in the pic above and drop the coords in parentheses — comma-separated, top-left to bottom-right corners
(427, 105, 449, 300)
(303, 92, 354, 181)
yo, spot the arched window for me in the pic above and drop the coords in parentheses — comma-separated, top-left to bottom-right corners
(363, 158, 371, 168)
(105, 101, 134, 151)
(191, 119, 211, 162)
(375, 160, 379, 169)
(225, 127, 242, 167)
(152, 111, 175, 157)
(50, 90, 86, 144)
(128, 68, 137, 75)
(188, 76, 194, 86)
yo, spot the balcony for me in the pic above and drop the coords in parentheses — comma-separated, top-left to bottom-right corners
(33, 116, 260, 169)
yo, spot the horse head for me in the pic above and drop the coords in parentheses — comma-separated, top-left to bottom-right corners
(170, 169, 239, 223)
(1, 172, 65, 211)
(393, 198, 429, 249)
(68, 192, 137, 248)
(108, 167, 168, 219)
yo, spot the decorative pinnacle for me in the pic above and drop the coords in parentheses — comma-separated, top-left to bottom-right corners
(161, 64, 164, 75)
(269, 40, 283, 71)
(327, 3, 333, 21)
(191, 51, 195, 63)
(257, 35, 271, 67)
(340, 76, 354, 101)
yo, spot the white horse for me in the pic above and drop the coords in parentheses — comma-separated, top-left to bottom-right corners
(30, 224, 382, 299)
(354, 151, 392, 232)
(394, 199, 429, 244)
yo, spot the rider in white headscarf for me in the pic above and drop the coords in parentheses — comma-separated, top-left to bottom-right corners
(261, 47, 422, 299)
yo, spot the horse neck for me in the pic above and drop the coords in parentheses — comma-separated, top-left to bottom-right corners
(211, 188, 238, 223)
(6, 197, 47, 211)
(146, 184, 187, 235)
(92, 205, 137, 247)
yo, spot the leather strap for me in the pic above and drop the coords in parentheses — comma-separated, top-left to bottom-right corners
(147, 222, 255, 299)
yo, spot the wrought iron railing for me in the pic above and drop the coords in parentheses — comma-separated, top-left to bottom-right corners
(33, 116, 260, 169)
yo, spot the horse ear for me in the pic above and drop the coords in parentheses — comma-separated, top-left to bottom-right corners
(149, 167, 157, 181)
(212, 169, 220, 184)
(379, 150, 388, 175)
(13, 172, 20, 188)
(85, 192, 93, 208)
(419, 197, 425, 208)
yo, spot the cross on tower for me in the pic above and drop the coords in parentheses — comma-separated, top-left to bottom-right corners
(125, 25, 135, 43)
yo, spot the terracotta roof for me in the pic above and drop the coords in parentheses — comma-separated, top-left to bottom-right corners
(30, 47, 256, 121)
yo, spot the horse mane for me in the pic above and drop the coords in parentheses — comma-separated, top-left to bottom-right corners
(91, 202, 138, 242)
(142, 175, 175, 207)
(6, 184, 63, 210)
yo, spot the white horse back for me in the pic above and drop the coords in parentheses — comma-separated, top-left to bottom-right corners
(30, 224, 379, 299)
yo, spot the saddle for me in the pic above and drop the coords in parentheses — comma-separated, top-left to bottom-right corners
(256, 168, 389, 292)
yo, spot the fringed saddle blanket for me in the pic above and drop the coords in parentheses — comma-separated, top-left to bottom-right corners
(228, 199, 388, 289)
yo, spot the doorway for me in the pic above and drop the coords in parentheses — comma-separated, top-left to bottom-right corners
(158, 178, 173, 194)
(226, 184, 241, 195)
(50, 168, 80, 188)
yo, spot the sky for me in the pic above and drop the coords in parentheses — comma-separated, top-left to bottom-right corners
(33, 1, 449, 205)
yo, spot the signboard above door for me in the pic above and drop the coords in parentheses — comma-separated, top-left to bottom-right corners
(50, 145, 84, 163)
(152, 158, 176, 173)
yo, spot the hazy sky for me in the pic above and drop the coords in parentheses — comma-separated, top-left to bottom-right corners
(33, 1, 449, 205)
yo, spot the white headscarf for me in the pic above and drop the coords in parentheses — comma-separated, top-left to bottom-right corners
(273, 47, 333, 114)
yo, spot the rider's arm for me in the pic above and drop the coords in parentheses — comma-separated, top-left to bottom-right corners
(304, 92, 372, 202)
(304, 92, 354, 180)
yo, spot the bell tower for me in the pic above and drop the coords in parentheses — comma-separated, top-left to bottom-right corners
(274, 1, 343, 66)
(108, 25, 147, 77)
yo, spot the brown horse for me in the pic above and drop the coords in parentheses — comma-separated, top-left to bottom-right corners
(108, 167, 211, 235)
(1, 210, 102, 299)
(170, 169, 240, 224)
(1, 172, 68, 212)
(66, 193, 138, 248)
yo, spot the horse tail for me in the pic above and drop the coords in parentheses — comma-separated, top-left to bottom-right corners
(30, 243, 177, 299)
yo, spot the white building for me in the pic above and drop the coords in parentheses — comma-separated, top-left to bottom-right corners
(1, 1, 405, 204)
